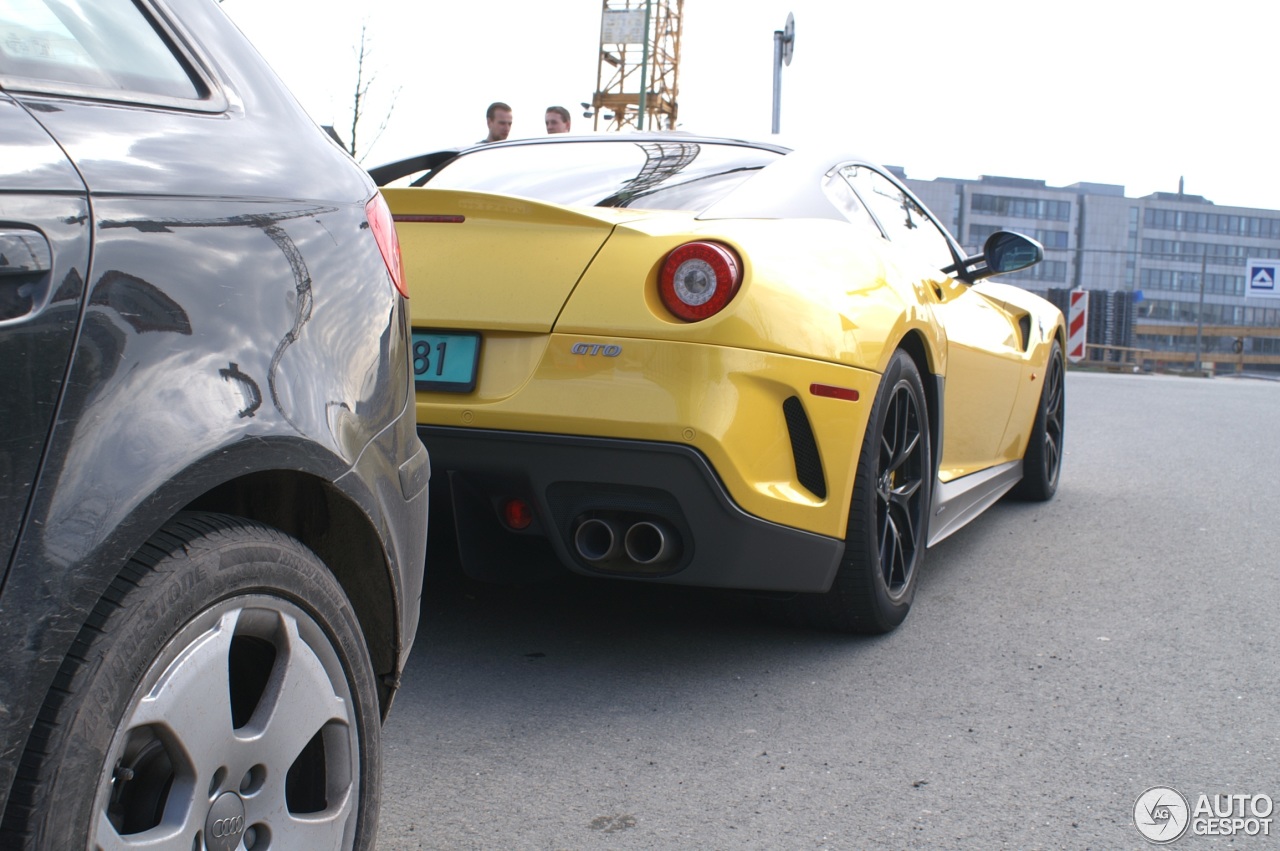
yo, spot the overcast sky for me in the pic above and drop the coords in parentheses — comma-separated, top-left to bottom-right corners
(220, 0, 1277, 211)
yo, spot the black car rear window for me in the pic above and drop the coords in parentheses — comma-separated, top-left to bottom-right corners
(0, 0, 202, 102)
(422, 139, 783, 211)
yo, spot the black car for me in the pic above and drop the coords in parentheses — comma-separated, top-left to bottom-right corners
(0, 1, 429, 848)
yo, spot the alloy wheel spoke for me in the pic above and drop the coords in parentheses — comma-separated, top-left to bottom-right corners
(96, 610, 244, 849)
(881, 390, 905, 459)
(891, 392, 910, 464)
(1045, 433, 1061, 475)
(891, 531, 907, 588)
(266, 803, 358, 848)
(889, 491, 918, 541)
(881, 512, 909, 590)
(892, 497, 917, 571)
(127, 612, 237, 769)
(876, 382, 923, 595)
(891, 476, 921, 505)
(95, 807, 190, 851)
(881, 391, 920, 471)
(239, 612, 352, 775)
(893, 391, 920, 469)
(890, 430, 919, 475)
(1045, 363, 1064, 477)
(879, 513, 900, 582)
(1047, 366, 1064, 425)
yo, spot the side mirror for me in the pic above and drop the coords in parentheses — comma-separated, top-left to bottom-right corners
(983, 231, 1043, 276)
(944, 231, 1044, 281)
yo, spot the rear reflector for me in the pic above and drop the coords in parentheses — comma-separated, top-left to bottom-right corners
(810, 383, 859, 402)
(502, 498, 534, 530)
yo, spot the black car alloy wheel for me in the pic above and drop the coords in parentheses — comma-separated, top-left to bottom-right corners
(6, 513, 381, 851)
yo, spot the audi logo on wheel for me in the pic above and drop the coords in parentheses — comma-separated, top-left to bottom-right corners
(212, 815, 245, 838)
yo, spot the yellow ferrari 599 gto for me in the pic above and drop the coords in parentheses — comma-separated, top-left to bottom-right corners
(373, 135, 1065, 633)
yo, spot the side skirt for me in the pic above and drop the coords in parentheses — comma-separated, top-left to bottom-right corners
(926, 460, 1022, 547)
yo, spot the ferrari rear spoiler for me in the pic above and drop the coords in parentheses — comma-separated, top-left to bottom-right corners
(368, 149, 463, 187)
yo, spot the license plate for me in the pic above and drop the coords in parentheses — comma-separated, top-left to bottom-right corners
(411, 330, 480, 392)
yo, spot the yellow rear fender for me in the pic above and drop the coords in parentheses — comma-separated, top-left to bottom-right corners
(557, 215, 945, 375)
(384, 188, 638, 333)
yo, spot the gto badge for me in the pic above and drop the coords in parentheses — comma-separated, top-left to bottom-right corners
(570, 343, 621, 357)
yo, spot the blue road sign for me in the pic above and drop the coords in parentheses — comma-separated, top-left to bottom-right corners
(1247, 260, 1278, 298)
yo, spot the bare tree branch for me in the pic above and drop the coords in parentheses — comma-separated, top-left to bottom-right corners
(345, 21, 398, 163)
(347, 23, 367, 157)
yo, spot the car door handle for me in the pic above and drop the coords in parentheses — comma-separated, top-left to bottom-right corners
(0, 229, 53, 323)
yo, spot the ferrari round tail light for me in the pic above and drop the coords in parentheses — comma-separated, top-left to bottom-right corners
(659, 241, 742, 321)
(365, 193, 408, 298)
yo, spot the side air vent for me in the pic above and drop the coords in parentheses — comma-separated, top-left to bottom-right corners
(1018, 314, 1032, 351)
(782, 396, 826, 499)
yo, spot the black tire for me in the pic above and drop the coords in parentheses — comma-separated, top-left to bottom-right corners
(2, 512, 381, 851)
(1009, 340, 1065, 502)
(788, 350, 933, 634)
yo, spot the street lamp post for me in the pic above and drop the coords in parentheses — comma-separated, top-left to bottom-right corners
(1194, 249, 1208, 373)
(771, 13, 794, 134)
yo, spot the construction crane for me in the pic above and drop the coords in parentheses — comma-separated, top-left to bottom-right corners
(591, 0, 682, 131)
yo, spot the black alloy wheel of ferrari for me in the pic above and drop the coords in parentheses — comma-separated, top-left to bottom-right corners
(789, 349, 932, 634)
(1010, 340, 1065, 501)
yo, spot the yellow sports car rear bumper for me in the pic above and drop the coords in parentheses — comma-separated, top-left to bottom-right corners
(417, 332, 886, 591)
(423, 426, 845, 591)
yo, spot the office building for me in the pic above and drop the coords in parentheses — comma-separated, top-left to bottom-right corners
(896, 169, 1280, 372)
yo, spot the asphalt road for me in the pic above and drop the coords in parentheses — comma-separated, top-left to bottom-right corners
(377, 371, 1280, 850)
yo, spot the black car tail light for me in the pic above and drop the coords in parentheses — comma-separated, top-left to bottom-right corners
(365, 194, 407, 298)
(658, 241, 742, 321)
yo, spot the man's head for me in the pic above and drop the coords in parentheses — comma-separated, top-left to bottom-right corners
(544, 106, 571, 134)
(485, 101, 512, 142)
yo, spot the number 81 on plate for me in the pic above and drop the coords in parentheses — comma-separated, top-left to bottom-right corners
(411, 330, 480, 392)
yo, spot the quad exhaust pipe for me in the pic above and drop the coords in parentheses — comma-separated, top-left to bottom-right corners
(572, 516, 679, 569)
(573, 517, 622, 562)
(623, 520, 675, 565)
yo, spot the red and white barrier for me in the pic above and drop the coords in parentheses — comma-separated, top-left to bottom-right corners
(1067, 290, 1088, 363)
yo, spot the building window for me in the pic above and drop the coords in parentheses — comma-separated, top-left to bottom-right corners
(1006, 259, 1067, 283)
(971, 194, 1071, 222)
(970, 223, 1067, 249)
(1141, 239, 1280, 265)
(1139, 268, 1245, 296)
(1143, 207, 1280, 238)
